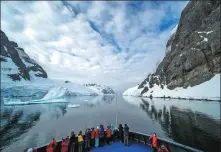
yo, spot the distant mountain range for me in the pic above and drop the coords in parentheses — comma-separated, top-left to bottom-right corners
(1, 31, 115, 101)
(84, 83, 115, 95)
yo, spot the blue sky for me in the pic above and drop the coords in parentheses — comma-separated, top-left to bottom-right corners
(1, 1, 188, 91)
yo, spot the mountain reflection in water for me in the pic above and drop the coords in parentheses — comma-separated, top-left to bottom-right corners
(135, 97, 220, 152)
(0, 95, 220, 152)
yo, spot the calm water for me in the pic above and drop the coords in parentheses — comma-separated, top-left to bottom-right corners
(0, 95, 220, 152)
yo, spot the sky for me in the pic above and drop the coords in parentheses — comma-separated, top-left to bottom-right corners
(1, 1, 188, 92)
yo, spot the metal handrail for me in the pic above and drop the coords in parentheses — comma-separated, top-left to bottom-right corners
(131, 130, 203, 152)
(33, 130, 203, 152)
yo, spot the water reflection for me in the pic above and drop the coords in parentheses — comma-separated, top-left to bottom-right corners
(84, 95, 115, 108)
(127, 97, 220, 151)
(0, 109, 41, 150)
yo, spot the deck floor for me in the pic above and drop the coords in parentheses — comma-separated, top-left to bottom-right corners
(90, 142, 152, 152)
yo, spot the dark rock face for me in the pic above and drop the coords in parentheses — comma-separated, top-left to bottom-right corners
(1, 30, 47, 81)
(138, 1, 220, 94)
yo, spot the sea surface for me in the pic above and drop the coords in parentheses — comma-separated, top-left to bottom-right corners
(0, 95, 220, 152)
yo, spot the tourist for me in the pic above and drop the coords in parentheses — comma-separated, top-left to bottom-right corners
(77, 131, 84, 152)
(61, 137, 69, 152)
(158, 145, 169, 152)
(52, 138, 57, 149)
(110, 124, 115, 142)
(95, 127, 100, 147)
(90, 128, 95, 148)
(124, 124, 129, 146)
(84, 128, 91, 151)
(106, 126, 111, 145)
(118, 124, 124, 143)
(99, 125, 105, 146)
(46, 141, 55, 152)
(69, 132, 76, 152)
(149, 133, 158, 152)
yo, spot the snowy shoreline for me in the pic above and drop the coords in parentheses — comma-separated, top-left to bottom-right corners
(123, 74, 220, 101)
(127, 96, 220, 102)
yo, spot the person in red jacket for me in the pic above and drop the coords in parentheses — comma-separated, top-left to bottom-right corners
(149, 133, 158, 152)
(46, 142, 55, 152)
(90, 128, 95, 148)
(158, 145, 169, 152)
(106, 126, 111, 145)
(61, 137, 69, 152)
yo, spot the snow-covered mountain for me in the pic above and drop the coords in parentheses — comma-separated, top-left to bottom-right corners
(1, 31, 98, 102)
(123, 1, 220, 100)
(84, 83, 115, 95)
(1, 30, 47, 82)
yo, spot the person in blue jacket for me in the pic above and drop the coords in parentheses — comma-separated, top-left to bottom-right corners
(110, 124, 115, 142)
(99, 125, 105, 146)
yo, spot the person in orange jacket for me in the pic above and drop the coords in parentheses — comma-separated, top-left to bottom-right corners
(95, 127, 99, 147)
(90, 128, 95, 148)
(149, 133, 158, 152)
(158, 145, 169, 152)
(106, 126, 111, 145)
(46, 141, 55, 152)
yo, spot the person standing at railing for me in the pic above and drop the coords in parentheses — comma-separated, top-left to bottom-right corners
(95, 127, 100, 147)
(158, 145, 169, 152)
(110, 124, 114, 142)
(106, 126, 111, 145)
(52, 138, 57, 151)
(99, 125, 105, 147)
(123, 124, 129, 146)
(61, 137, 69, 152)
(149, 133, 158, 152)
(84, 128, 91, 151)
(118, 124, 124, 143)
(90, 128, 95, 148)
(46, 141, 55, 152)
(77, 131, 84, 152)
(69, 132, 76, 152)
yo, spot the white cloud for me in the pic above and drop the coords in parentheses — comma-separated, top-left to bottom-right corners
(1, 1, 187, 91)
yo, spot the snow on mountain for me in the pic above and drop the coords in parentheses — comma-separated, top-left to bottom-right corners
(123, 74, 220, 100)
(123, 86, 142, 97)
(1, 30, 47, 81)
(1, 78, 97, 100)
(84, 83, 115, 95)
(42, 80, 97, 100)
(1, 30, 98, 103)
(124, 1, 220, 101)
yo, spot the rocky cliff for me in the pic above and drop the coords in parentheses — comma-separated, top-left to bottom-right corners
(1, 30, 47, 81)
(124, 1, 220, 98)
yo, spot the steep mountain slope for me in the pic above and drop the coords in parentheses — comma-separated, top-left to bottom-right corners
(0, 31, 97, 100)
(124, 1, 220, 100)
(84, 83, 115, 95)
(1, 30, 47, 81)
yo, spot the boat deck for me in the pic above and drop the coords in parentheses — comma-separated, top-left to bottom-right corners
(91, 142, 152, 152)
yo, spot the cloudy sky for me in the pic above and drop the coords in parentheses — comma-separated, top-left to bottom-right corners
(1, 1, 188, 91)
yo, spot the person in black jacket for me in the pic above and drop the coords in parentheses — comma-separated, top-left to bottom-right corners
(84, 128, 91, 151)
(69, 131, 75, 152)
(118, 124, 124, 143)
(124, 124, 129, 146)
